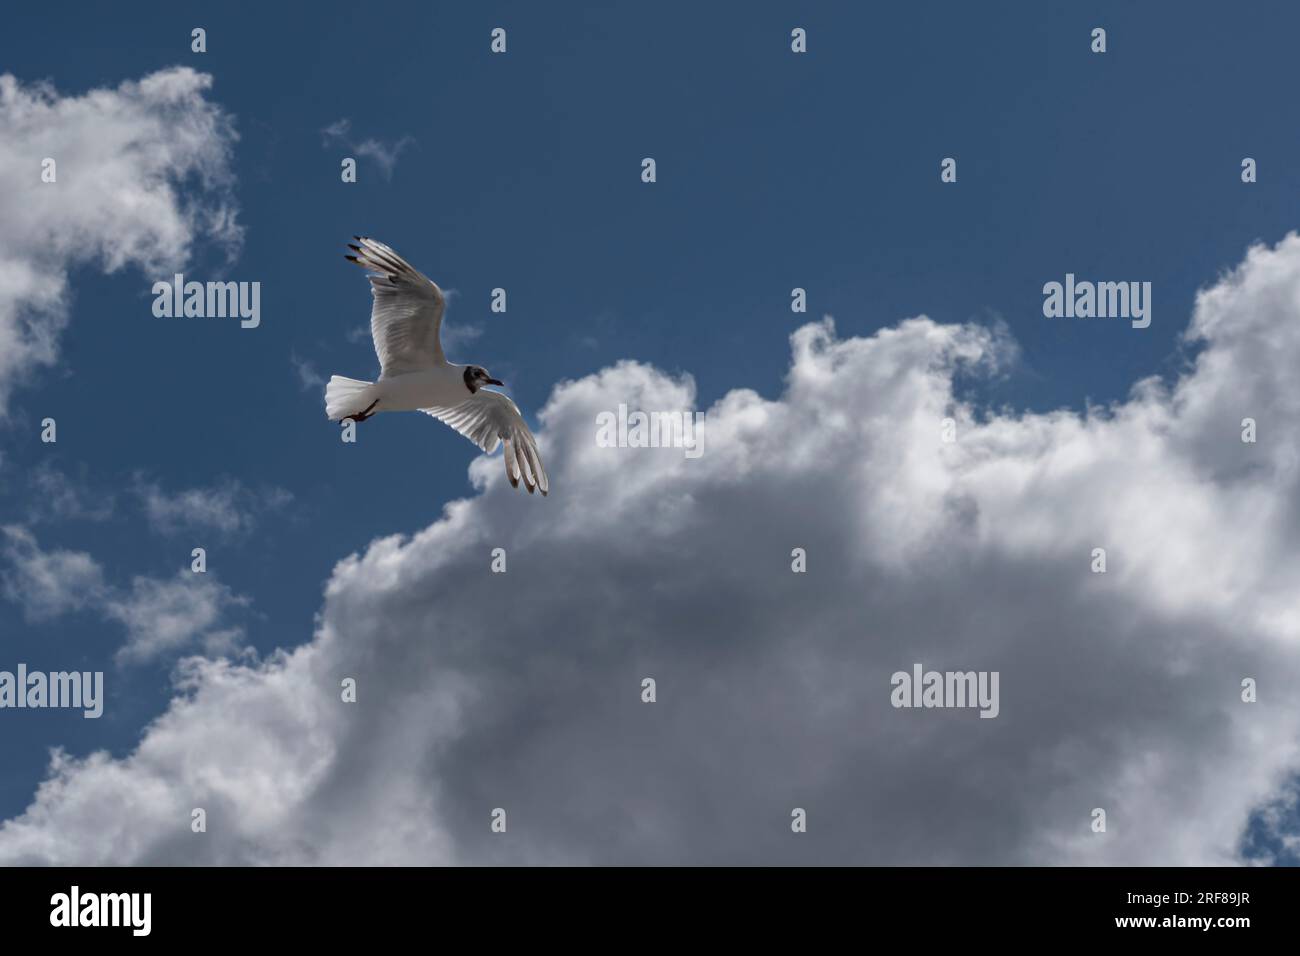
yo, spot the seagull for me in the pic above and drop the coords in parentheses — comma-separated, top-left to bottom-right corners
(325, 237, 549, 495)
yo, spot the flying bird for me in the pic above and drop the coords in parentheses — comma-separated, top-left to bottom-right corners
(325, 237, 549, 495)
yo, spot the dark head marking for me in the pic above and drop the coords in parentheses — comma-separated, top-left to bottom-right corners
(463, 366, 503, 393)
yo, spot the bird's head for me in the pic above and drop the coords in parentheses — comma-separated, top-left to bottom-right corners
(464, 365, 504, 393)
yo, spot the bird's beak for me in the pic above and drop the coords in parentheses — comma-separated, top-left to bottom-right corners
(486, 378, 504, 387)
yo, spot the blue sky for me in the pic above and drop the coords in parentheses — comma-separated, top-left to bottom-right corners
(1, 1, 1298, 863)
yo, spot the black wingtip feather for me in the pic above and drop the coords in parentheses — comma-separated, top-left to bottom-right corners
(344, 255, 359, 262)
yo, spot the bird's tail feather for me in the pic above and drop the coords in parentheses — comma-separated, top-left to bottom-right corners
(325, 375, 375, 421)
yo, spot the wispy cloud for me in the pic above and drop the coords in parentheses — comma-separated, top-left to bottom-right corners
(440, 319, 484, 352)
(320, 118, 413, 181)
(290, 351, 325, 392)
(105, 572, 249, 665)
(0, 526, 106, 622)
(134, 477, 292, 539)
(0, 526, 250, 665)
(26, 462, 114, 523)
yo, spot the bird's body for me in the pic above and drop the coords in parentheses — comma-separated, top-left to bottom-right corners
(324, 237, 549, 495)
(330, 366, 471, 415)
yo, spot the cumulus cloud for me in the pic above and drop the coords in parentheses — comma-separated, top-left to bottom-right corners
(4, 235, 1300, 865)
(134, 477, 292, 539)
(320, 118, 412, 181)
(0, 67, 240, 415)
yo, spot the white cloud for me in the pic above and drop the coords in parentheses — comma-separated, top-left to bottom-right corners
(320, 118, 412, 181)
(439, 319, 484, 354)
(26, 462, 114, 523)
(0, 67, 240, 414)
(290, 352, 325, 392)
(105, 573, 249, 666)
(4, 236, 1300, 864)
(0, 526, 105, 621)
(0, 526, 249, 665)
(134, 477, 292, 539)
(11, 465, 286, 537)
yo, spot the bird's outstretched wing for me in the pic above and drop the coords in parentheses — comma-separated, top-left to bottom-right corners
(345, 236, 446, 375)
(421, 390, 549, 495)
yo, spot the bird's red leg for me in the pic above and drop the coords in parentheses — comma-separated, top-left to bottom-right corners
(347, 400, 379, 423)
